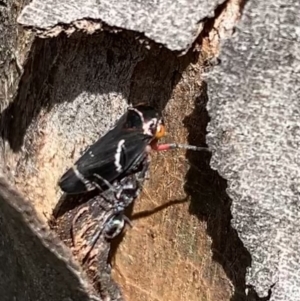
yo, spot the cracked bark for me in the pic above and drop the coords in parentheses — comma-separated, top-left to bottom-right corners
(1, 0, 299, 301)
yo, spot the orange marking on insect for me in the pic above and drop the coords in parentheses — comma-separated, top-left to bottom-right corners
(155, 124, 166, 139)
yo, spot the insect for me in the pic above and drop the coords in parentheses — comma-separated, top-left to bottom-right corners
(58, 104, 207, 195)
(57, 104, 208, 240)
(85, 168, 148, 251)
(52, 170, 147, 298)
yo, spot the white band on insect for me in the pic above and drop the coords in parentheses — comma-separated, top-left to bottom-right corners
(114, 139, 125, 172)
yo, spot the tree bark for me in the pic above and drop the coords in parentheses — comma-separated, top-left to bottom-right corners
(2, 0, 299, 301)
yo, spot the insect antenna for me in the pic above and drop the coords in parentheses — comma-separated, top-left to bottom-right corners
(153, 143, 209, 152)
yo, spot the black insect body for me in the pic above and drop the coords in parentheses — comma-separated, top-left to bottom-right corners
(58, 104, 208, 240)
(59, 104, 207, 195)
(59, 104, 165, 195)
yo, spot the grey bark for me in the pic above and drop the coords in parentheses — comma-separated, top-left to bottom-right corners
(0, 177, 99, 301)
(207, 1, 300, 300)
(17, 0, 226, 51)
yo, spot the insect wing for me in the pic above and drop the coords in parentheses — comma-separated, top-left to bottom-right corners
(59, 129, 151, 194)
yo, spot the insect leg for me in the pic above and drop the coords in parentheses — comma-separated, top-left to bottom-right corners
(87, 205, 127, 249)
(101, 180, 138, 240)
(84, 209, 119, 262)
(93, 173, 117, 193)
(86, 184, 127, 247)
(88, 164, 147, 248)
(104, 212, 133, 239)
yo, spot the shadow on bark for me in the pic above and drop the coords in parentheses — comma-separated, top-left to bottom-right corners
(0, 30, 193, 152)
(183, 82, 252, 301)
